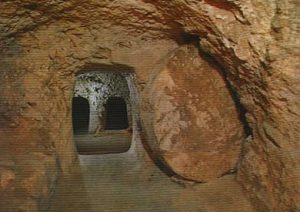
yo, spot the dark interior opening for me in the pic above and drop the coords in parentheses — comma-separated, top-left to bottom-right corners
(105, 97, 129, 130)
(180, 32, 200, 44)
(72, 96, 90, 134)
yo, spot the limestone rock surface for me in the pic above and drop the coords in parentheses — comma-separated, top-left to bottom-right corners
(0, 0, 299, 211)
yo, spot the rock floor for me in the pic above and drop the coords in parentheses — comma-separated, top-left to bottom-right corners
(47, 150, 255, 212)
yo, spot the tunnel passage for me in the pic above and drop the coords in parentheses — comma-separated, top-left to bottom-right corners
(72, 96, 90, 134)
(104, 97, 129, 130)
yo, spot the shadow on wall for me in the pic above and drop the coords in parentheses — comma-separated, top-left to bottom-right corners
(76, 63, 135, 75)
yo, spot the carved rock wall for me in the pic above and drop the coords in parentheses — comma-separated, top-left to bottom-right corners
(0, 0, 299, 211)
(0, 20, 177, 210)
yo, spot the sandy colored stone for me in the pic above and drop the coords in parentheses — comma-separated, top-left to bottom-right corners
(0, 0, 299, 211)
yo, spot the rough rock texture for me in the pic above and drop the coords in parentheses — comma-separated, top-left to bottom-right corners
(0, 0, 299, 211)
(0, 19, 177, 210)
(142, 45, 245, 182)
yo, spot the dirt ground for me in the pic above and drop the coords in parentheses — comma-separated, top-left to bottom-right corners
(47, 150, 255, 212)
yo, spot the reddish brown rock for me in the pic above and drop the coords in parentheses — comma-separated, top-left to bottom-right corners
(142, 45, 244, 182)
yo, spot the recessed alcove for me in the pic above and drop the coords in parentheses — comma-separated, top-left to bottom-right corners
(72, 96, 90, 135)
(104, 97, 129, 130)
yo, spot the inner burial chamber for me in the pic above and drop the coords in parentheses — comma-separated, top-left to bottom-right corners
(104, 97, 129, 130)
(72, 96, 90, 135)
(72, 68, 134, 155)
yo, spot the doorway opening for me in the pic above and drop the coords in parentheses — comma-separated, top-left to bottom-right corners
(104, 97, 129, 130)
(72, 67, 137, 155)
(72, 96, 90, 135)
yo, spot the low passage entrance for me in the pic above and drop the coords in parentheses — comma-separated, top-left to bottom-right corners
(72, 70, 133, 155)
(105, 97, 129, 130)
